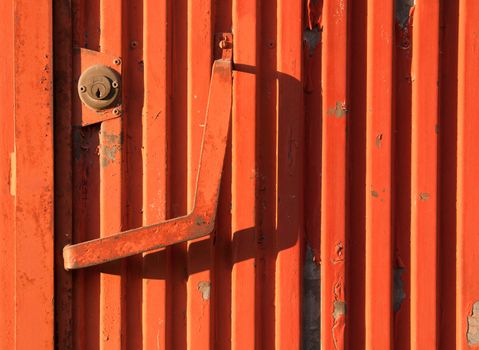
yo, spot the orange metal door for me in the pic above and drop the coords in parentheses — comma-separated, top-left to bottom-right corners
(3, 0, 479, 349)
(52, 0, 303, 349)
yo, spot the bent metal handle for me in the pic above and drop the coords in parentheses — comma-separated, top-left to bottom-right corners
(63, 59, 232, 270)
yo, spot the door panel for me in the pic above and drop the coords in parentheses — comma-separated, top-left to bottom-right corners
(1, 0, 478, 349)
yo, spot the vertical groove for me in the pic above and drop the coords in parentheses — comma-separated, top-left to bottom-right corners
(257, 0, 277, 348)
(124, 0, 144, 348)
(168, 0, 188, 348)
(213, 2, 233, 349)
(53, 0, 73, 347)
(393, 3, 412, 348)
(438, 0, 458, 348)
(347, 0, 367, 347)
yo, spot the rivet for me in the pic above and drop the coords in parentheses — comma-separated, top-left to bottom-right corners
(112, 108, 122, 116)
(112, 81, 119, 89)
(113, 58, 122, 65)
(80, 86, 87, 93)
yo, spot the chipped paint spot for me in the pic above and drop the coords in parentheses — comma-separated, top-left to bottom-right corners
(393, 267, 406, 312)
(371, 190, 379, 198)
(468, 302, 479, 346)
(302, 244, 320, 350)
(100, 144, 121, 168)
(197, 281, 211, 300)
(333, 300, 346, 320)
(303, 27, 321, 55)
(419, 192, 430, 201)
(327, 101, 348, 118)
(435, 124, 440, 134)
(395, 0, 415, 28)
(376, 133, 383, 148)
(99, 131, 122, 167)
(195, 216, 206, 226)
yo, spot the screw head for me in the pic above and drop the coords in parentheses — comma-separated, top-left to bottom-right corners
(80, 85, 87, 93)
(130, 41, 138, 49)
(113, 58, 122, 65)
(112, 81, 119, 89)
(112, 108, 122, 116)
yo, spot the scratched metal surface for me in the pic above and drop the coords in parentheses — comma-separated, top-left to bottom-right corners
(2, 0, 479, 349)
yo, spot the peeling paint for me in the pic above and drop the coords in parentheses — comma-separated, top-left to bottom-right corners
(393, 267, 406, 312)
(302, 244, 320, 350)
(327, 101, 348, 118)
(419, 192, 430, 201)
(332, 281, 346, 350)
(375, 133, 383, 148)
(197, 281, 211, 301)
(333, 300, 346, 320)
(99, 131, 122, 168)
(468, 301, 479, 346)
(100, 144, 121, 168)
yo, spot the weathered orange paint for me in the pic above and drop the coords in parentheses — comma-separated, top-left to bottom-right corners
(3, 0, 479, 349)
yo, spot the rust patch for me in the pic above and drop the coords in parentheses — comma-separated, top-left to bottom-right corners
(371, 190, 379, 198)
(197, 281, 211, 300)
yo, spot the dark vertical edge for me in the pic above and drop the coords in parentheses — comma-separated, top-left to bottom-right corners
(123, 0, 144, 347)
(212, 2, 233, 349)
(347, 0, 367, 347)
(53, 0, 73, 348)
(256, 0, 278, 348)
(302, 0, 322, 349)
(392, 2, 413, 348)
(438, 0, 458, 349)
(168, 0, 188, 347)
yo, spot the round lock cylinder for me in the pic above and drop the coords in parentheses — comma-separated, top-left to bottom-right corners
(78, 64, 121, 111)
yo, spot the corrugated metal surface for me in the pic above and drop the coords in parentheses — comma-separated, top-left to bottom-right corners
(2, 0, 479, 348)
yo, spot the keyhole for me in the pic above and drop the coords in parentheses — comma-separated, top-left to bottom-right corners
(96, 88, 102, 98)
